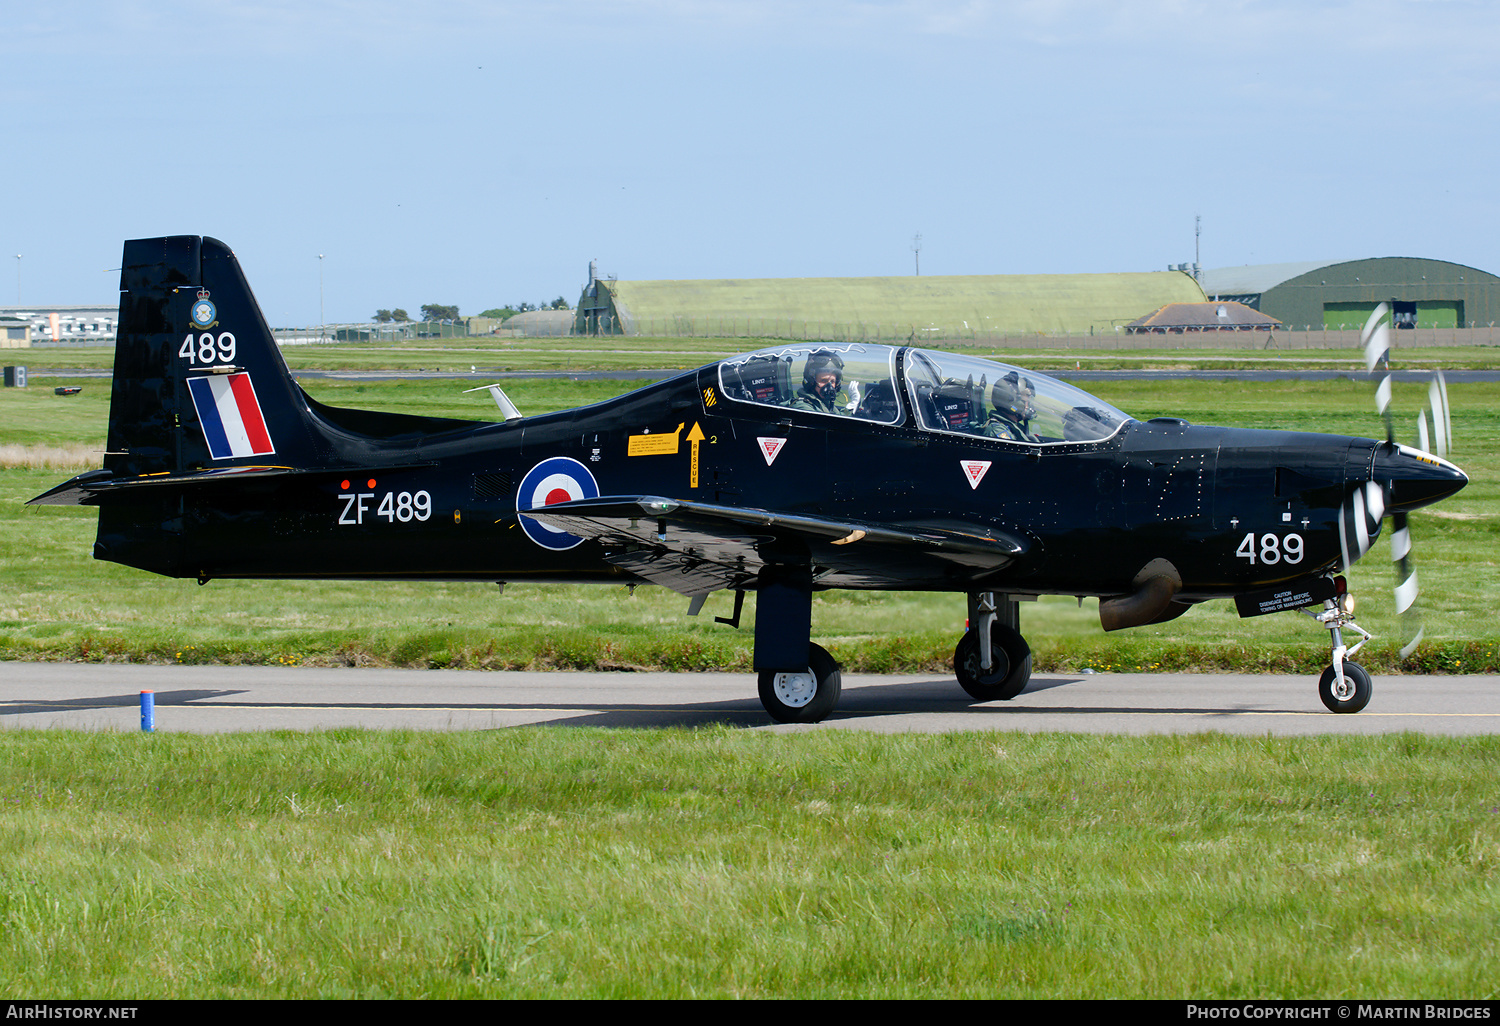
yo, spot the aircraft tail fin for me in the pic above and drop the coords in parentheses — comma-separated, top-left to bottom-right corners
(106, 235, 334, 477)
(106, 235, 325, 478)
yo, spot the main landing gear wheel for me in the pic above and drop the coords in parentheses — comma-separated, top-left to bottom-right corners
(758, 642, 842, 724)
(954, 623, 1031, 701)
(1318, 662, 1373, 714)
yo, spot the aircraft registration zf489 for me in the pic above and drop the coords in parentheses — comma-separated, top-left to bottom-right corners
(31, 237, 1469, 722)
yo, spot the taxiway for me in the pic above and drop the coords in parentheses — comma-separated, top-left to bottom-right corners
(4, 662, 1497, 735)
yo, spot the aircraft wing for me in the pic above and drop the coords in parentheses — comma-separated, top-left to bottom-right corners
(525, 495, 1029, 595)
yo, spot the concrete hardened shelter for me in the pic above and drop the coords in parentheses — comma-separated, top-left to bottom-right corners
(574, 271, 1207, 338)
(1198, 257, 1500, 330)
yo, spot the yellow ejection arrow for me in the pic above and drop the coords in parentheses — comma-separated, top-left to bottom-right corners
(687, 422, 706, 488)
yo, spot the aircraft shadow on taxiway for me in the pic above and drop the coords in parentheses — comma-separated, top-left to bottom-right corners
(509, 675, 1315, 728)
(0, 689, 247, 718)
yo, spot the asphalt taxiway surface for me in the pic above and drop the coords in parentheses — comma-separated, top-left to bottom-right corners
(4, 662, 1497, 735)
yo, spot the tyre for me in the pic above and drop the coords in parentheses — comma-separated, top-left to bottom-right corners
(758, 642, 842, 723)
(954, 622, 1031, 701)
(1318, 661, 1373, 713)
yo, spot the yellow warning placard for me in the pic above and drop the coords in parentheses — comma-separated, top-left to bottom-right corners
(628, 423, 685, 456)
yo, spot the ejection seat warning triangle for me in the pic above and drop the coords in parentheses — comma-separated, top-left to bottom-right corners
(962, 460, 991, 490)
(757, 437, 786, 466)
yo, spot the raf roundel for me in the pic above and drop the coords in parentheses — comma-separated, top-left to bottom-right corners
(517, 456, 600, 550)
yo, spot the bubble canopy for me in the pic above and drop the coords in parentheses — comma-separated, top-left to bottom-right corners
(716, 343, 1135, 444)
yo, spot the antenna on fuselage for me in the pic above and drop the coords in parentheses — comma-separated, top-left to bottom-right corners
(464, 383, 523, 421)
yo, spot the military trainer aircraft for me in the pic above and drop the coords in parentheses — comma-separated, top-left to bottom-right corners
(30, 236, 1469, 722)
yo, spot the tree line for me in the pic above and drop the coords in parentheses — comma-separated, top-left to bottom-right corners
(373, 298, 572, 324)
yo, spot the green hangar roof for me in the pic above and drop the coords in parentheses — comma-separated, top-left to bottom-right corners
(1199, 257, 1500, 330)
(576, 272, 1206, 338)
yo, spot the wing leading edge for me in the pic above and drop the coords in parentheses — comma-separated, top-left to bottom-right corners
(525, 495, 1030, 595)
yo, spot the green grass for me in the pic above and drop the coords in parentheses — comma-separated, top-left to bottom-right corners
(3, 372, 1497, 673)
(3, 728, 1499, 998)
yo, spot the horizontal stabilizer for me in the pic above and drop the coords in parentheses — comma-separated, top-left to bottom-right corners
(27, 462, 435, 507)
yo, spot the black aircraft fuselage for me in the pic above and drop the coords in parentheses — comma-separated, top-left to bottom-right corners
(31, 236, 1468, 721)
(88, 367, 1431, 596)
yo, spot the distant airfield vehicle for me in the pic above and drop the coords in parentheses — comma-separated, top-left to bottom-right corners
(30, 237, 1468, 722)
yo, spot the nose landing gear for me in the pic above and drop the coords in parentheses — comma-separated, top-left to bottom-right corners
(1302, 584, 1374, 713)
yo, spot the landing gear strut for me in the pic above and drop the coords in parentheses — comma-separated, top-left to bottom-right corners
(1303, 585, 1374, 713)
(954, 592, 1032, 701)
(753, 568, 843, 723)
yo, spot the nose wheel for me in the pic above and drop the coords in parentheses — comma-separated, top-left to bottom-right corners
(1303, 585, 1374, 714)
(1318, 661, 1373, 714)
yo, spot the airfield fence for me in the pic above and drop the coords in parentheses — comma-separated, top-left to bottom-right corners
(614, 320, 1500, 350)
(265, 321, 1500, 350)
(502, 319, 1500, 350)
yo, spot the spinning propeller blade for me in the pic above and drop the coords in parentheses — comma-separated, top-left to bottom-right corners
(1391, 510, 1423, 658)
(1359, 304, 1457, 660)
(1420, 370, 1452, 458)
(1362, 303, 1395, 445)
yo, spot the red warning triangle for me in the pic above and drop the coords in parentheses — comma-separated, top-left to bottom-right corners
(757, 437, 786, 466)
(961, 460, 991, 490)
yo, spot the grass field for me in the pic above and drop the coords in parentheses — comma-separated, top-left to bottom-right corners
(3, 728, 1499, 998)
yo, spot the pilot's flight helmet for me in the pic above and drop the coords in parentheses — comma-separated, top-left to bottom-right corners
(991, 371, 1035, 420)
(803, 350, 844, 386)
(803, 350, 845, 399)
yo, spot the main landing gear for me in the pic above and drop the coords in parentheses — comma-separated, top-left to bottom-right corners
(954, 591, 1032, 701)
(1302, 582, 1374, 714)
(750, 579, 1033, 724)
(753, 569, 844, 724)
(758, 643, 842, 724)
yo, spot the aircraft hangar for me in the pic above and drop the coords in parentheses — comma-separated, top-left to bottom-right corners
(1197, 257, 1500, 331)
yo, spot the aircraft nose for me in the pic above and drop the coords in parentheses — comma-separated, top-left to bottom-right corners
(1371, 443, 1468, 513)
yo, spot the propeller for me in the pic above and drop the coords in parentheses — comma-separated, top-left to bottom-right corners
(1359, 303, 1454, 659)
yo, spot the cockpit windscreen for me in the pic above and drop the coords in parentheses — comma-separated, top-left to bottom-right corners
(904, 349, 1134, 444)
(716, 344, 1133, 443)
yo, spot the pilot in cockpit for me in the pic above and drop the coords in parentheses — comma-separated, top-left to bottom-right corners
(978, 372, 1039, 442)
(788, 350, 851, 416)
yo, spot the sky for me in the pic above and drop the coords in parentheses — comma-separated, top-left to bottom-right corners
(5, 0, 1499, 325)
